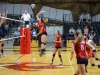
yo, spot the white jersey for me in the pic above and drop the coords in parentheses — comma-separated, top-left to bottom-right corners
(87, 40, 96, 50)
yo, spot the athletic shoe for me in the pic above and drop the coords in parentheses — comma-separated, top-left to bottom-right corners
(39, 53, 43, 57)
(59, 61, 63, 65)
(2, 54, 5, 57)
(50, 61, 53, 65)
(41, 51, 45, 55)
(98, 65, 100, 68)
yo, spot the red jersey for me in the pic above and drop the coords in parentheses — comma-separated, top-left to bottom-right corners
(72, 40, 87, 59)
(38, 22, 46, 34)
(86, 46, 94, 57)
(55, 35, 62, 47)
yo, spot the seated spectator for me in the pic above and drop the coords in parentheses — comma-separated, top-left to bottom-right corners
(82, 16, 86, 25)
(12, 17, 16, 26)
(89, 33, 95, 40)
(86, 12, 91, 25)
(99, 39, 100, 44)
(77, 16, 81, 25)
(13, 29, 20, 45)
(15, 17, 20, 27)
(77, 27, 82, 32)
(84, 26, 89, 36)
(31, 29, 37, 40)
(69, 27, 75, 37)
(18, 25, 20, 31)
(89, 26, 95, 34)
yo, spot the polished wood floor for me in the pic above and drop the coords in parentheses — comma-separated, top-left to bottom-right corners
(0, 48, 100, 75)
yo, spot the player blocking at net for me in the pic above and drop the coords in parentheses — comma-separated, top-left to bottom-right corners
(0, 11, 8, 57)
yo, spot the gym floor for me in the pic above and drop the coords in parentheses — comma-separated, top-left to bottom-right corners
(0, 45, 100, 75)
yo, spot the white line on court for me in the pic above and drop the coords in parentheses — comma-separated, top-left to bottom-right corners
(21, 72, 25, 75)
(67, 52, 75, 74)
(40, 49, 50, 75)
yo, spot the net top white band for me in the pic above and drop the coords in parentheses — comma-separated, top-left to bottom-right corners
(0, 17, 24, 23)
(0, 35, 25, 41)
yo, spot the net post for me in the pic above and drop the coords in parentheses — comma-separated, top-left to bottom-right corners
(20, 25, 31, 54)
(26, 25, 31, 54)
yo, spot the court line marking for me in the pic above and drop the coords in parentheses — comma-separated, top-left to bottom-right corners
(21, 72, 25, 75)
(0, 54, 25, 75)
(14, 54, 25, 62)
(40, 48, 50, 75)
(67, 51, 75, 74)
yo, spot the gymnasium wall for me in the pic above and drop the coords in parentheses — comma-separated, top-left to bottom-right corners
(0, 2, 33, 15)
(92, 14, 100, 22)
(0, 2, 73, 22)
(40, 6, 73, 22)
(80, 13, 100, 22)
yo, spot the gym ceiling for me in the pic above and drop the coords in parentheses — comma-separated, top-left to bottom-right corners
(0, 0, 100, 15)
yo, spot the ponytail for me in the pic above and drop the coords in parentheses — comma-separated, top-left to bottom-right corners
(74, 29, 83, 44)
(57, 30, 60, 35)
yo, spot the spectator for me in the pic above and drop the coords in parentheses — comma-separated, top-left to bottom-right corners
(33, 22, 38, 32)
(77, 16, 81, 25)
(15, 17, 20, 27)
(13, 30, 20, 37)
(12, 17, 16, 26)
(89, 33, 95, 40)
(21, 10, 31, 25)
(86, 12, 91, 25)
(18, 25, 20, 31)
(31, 29, 37, 40)
(77, 27, 82, 32)
(82, 15, 86, 25)
(30, 15, 35, 24)
(84, 26, 89, 36)
(13, 29, 20, 45)
(89, 26, 95, 34)
(69, 27, 75, 37)
(99, 39, 100, 44)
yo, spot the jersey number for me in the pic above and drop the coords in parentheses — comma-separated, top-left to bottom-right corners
(81, 45, 84, 50)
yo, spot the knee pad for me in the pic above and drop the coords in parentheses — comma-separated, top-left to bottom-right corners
(91, 63, 95, 66)
(1, 44, 4, 47)
(41, 42, 46, 45)
(59, 55, 61, 57)
(53, 54, 55, 57)
(95, 58, 99, 60)
(43, 42, 46, 45)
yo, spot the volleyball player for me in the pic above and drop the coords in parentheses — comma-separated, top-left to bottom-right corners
(35, 11, 47, 57)
(50, 31, 63, 65)
(0, 11, 8, 57)
(70, 29, 92, 75)
(85, 36, 100, 68)
(87, 37, 100, 61)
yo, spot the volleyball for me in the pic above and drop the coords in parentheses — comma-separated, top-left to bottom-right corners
(31, 4, 35, 9)
(43, 18, 48, 23)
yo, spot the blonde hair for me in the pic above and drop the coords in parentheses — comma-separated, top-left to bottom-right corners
(74, 29, 83, 44)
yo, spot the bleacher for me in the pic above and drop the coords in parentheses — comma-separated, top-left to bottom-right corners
(64, 22, 100, 46)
